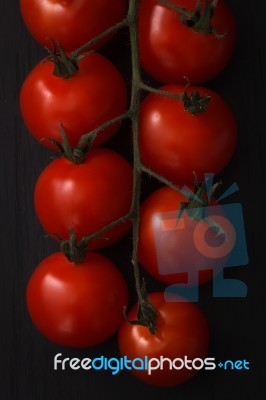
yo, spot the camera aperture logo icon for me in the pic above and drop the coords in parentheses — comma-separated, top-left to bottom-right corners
(152, 174, 249, 301)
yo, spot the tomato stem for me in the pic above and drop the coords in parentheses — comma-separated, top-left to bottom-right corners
(49, 112, 130, 164)
(70, 18, 129, 59)
(45, 18, 129, 79)
(140, 82, 184, 100)
(60, 229, 88, 263)
(125, 0, 157, 334)
(140, 82, 211, 114)
(158, 0, 223, 37)
(141, 165, 183, 192)
(75, 111, 131, 155)
(46, 40, 79, 79)
(157, 0, 196, 18)
(82, 213, 132, 246)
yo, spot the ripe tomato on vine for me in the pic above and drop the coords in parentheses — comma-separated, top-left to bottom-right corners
(138, 186, 235, 286)
(34, 148, 133, 249)
(139, 84, 237, 184)
(20, 53, 127, 149)
(27, 252, 128, 347)
(20, 0, 128, 51)
(138, 0, 236, 84)
(118, 292, 209, 386)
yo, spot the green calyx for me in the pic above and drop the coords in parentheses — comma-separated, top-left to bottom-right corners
(123, 280, 158, 334)
(176, 175, 225, 236)
(60, 229, 88, 263)
(45, 124, 95, 164)
(181, 89, 211, 114)
(180, 0, 218, 35)
(46, 39, 79, 79)
(160, 0, 224, 37)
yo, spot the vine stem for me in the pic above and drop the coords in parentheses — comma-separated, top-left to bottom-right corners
(76, 111, 131, 153)
(127, 0, 144, 304)
(141, 165, 182, 193)
(83, 0, 186, 309)
(73, 0, 170, 330)
(71, 18, 129, 59)
(139, 82, 184, 100)
(59, 0, 218, 332)
(157, 0, 195, 17)
(80, 165, 184, 248)
(76, 0, 147, 307)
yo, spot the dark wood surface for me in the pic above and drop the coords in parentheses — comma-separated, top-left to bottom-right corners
(0, 1, 265, 399)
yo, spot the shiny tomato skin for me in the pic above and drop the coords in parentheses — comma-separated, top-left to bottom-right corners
(118, 292, 209, 386)
(27, 252, 128, 347)
(139, 85, 237, 184)
(34, 148, 133, 249)
(20, 0, 127, 52)
(20, 53, 127, 149)
(138, 186, 233, 286)
(139, 0, 236, 84)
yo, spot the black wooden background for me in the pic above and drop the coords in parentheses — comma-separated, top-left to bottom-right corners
(0, 1, 265, 399)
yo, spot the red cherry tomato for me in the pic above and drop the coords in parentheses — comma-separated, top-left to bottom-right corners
(139, 186, 235, 286)
(139, 85, 237, 184)
(27, 252, 128, 347)
(139, 0, 236, 84)
(20, 0, 127, 52)
(118, 292, 209, 386)
(20, 53, 127, 149)
(34, 148, 133, 249)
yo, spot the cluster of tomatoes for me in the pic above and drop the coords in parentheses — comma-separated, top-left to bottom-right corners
(20, 0, 237, 387)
